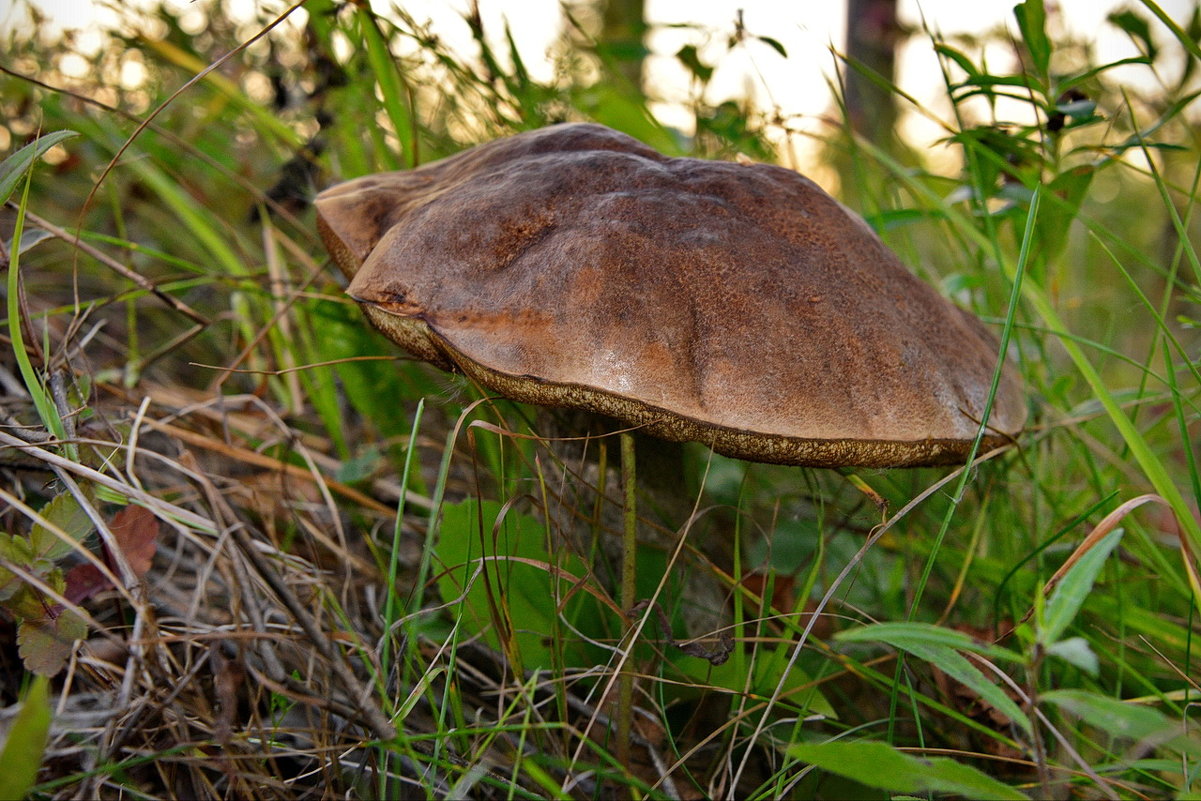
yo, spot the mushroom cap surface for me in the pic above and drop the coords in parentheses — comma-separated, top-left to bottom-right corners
(315, 123, 1026, 467)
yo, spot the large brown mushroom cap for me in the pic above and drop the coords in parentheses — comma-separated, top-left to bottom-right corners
(315, 123, 1026, 467)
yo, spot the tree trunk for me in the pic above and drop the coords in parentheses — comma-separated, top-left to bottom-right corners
(844, 0, 901, 147)
(598, 0, 647, 93)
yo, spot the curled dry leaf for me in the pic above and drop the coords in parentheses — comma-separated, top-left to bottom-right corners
(64, 505, 160, 604)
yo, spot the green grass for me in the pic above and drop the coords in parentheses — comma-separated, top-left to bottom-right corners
(1, 0, 1199, 798)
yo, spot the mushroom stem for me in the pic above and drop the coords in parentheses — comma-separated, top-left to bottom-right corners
(615, 428, 637, 771)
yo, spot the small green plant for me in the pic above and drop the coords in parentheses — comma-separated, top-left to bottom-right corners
(0, 493, 92, 677)
(937, 0, 1196, 278)
(0, 496, 159, 676)
(833, 495, 1201, 798)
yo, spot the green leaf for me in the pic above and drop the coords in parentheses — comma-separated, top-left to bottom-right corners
(1055, 98, 1097, 120)
(864, 207, 947, 232)
(909, 642, 1030, 732)
(1058, 56, 1153, 94)
(1043, 690, 1201, 757)
(790, 740, 1027, 800)
(837, 623, 1030, 733)
(755, 35, 788, 59)
(1107, 9, 1159, 61)
(0, 533, 36, 602)
(435, 499, 606, 671)
(1041, 527, 1123, 646)
(837, 621, 1018, 660)
(18, 608, 87, 677)
(840, 624, 989, 653)
(1, 228, 55, 260)
(1013, 0, 1051, 83)
(1035, 165, 1095, 262)
(0, 676, 51, 800)
(1045, 636, 1099, 675)
(0, 131, 79, 205)
(676, 44, 713, 83)
(935, 43, 982, 77)
(30, 492, 93, 563)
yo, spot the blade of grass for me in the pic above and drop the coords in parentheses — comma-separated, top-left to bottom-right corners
(381, 398, 425, 671)
(357, 7, 418, 168)
(1012, 214, 1201, 561)
(0, 131, 78, 203)
(1137, 0, 1201, 61)
(6, 168, 76, 461)
(861, 137, 1201, 569)
(0, 676, 51, 800)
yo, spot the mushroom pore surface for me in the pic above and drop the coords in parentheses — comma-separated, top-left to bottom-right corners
(315, 123, 1026, 468)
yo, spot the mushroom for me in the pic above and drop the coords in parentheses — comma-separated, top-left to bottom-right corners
(315, 122, 1026, 466)
(316, 123, 1028, 763)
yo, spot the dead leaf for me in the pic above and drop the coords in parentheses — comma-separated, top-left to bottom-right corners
(109, 505, 158, 578)
(63, 506, 159, 604)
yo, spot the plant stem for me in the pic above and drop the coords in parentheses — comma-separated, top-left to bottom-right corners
(616, 429, 637, 771)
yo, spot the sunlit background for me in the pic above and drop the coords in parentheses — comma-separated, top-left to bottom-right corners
(7, 0, 1196, 164)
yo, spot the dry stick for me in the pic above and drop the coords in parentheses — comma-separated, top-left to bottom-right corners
(225, 522, 398, 742)
(182, 462, 290, 686)
(90, 643, 215, 801)
(615, 429, 637, 773)
(194, 442, 395, 738)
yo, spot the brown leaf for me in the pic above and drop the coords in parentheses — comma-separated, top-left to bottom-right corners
(62, 506, 159, 604)
(109, 505, 158, 578)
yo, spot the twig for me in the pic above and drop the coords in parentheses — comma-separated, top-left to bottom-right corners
(0, 430, 216, 531)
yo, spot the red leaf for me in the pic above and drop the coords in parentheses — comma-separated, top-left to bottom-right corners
(62, 506, 159, 604)
(63, 564, 108, 605)
(109, 505, 159, 578)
